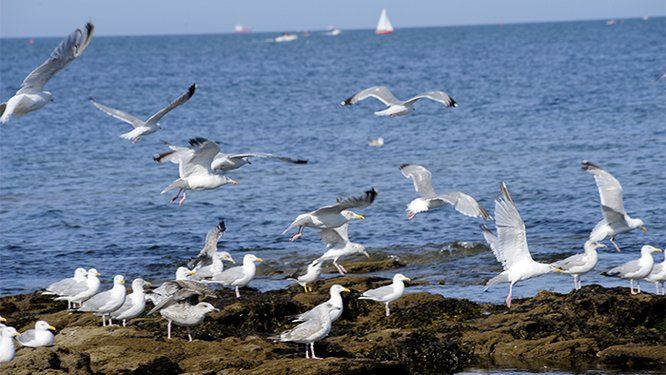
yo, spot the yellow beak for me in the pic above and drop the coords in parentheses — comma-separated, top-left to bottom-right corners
(14, 332, 21, 337)
(355, 214, 365, 220)
(403, 277, 412, 282)
(96, 272, 102, 276)
(341, 287, 351, 293)
(0, 317, 6, 323)
(654, 248, 663, 253)
(48, 325, 56, 331)
(120, 279, 125, 285)
(256, 257, 264, 263)
(553, 268, 563, 273)
(230, 179, 238, 185)
(188, 270, 197, 276)
(641, 226, 648, 234)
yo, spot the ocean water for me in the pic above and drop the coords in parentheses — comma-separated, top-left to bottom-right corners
(1, 19, 665, 304)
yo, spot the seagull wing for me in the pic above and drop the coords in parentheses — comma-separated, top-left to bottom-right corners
(551, 253, 587, 270)
(360, 284, 394, 300)
(399, 164, 437, 199)
(145, 84, 196, 125)
(210, 266, 244, 285)
(181, 138, 221, 178)
(189, 220, 226, 268)
(18, 23, 94, 94)
(403, 91, 457, 107)
(581, 161, 626, 221)
(227, 153, 308, 165)
(342, 86, 401, 106)
(438, 192, 491, 219)
(494, 182, 533, 269)
(90, 98, 144, 128)
(313, 188, 378, 216)
(320, 223, 349, 248)
(481, 224, 506, 269)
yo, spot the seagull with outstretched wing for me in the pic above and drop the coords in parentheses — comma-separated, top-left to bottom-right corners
(341, 86, 457, 117)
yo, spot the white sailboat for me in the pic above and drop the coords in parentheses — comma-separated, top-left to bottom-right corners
(375, 8, 394, 35)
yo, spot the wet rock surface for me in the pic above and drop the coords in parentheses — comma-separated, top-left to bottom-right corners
(1, 279, 664, 374)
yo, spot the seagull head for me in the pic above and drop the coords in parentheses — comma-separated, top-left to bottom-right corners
(342, 210, 364, 221)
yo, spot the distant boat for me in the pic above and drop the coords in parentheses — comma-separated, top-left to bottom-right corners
(375, 8, 394, 35)
(275, 32, 298, 43)
(606, 19, 617, 26)
(234, 24, 251, 34)
(325, 28, 342, 36)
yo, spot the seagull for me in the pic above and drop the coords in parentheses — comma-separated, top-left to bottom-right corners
(551, 241, 607, 290)
(341, 86, 457, 117)
(645, 254, 665, 295)
(55, 268, 101, 309)
(16, 321, 56, 347)
(270, 304, 341, 359)
(655, 71, 666, 81)
(291, 284, 350, 323)
(317, 223, 369, 275)
(77, 275, 127, 326)
(109, 278, 152, 327)
(287, 260, 322, 293)
(159, 302, 219, 342)
(359, 273, 410, 316)
(582, 161, 647, 252)
(187, 220, 236, 278)
(0, 22, 94, 124)
(283, 188, 377, 241)
(42, 267, 88, 297)
(481, 182, 557, 308)
(602, 245, 662, 294)
(0, 327, 20, 363)
(400, 164, 491, 221)
(0, 316, 6, 329)
(90, 83, 196, 143)
(154, 137, 237, 206)
(204, 254, 263, 298)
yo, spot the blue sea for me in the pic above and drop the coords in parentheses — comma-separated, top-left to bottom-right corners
(1, 18, 665, 307)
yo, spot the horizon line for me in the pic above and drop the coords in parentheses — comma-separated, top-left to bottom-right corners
(1, 14, 664, 40)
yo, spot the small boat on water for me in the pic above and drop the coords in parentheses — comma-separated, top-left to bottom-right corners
(325, 27, 342, 36)
(376, 8, 394, 35)
(275, 33, 298, 43)
(234, 24, 251, 34)
(606, 19, 617, 26)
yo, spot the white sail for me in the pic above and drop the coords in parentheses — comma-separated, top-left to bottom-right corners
(376, 8, 394, 35)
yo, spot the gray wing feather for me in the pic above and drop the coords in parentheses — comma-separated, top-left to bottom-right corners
(438, 192, 491, 220)
(145, 83, 196, 125)
(342, 86, 401, 106)
(606, 260, 641, 277)
(90, 99, 144, 128)
(228, 153, 307, 164)
(400, 164, 437, 199)
(404, 91, 457, 107)
(314, 188, 378, 216)
(361, 284, 394, 300)
(210, 266, 244, 284)
(18, 23, 94, 94)
(552, 253, 587, 270)
(189, 220, 226, 269)
(582, 162, 626, 221)
(17, 330, 37, 345)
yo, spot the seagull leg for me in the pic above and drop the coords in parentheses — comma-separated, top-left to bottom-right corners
(630, 279, 636, 294)
(102, 315, 106, 327)
(578, 277, 583, 290)
(178, 191, 187, 207)
(311, 343, 322, 359)
(333, 260, 346, 275)
(506, 282, 514, 308)
(170, 189, 182, 204)
(187, 327, 193, 342)
(167, 320, 172, 339)
(610, 237, 621, 252)
(122, 319, 127, 327)
(235, 286, 241, 298)
(305, 344, 310, 359)
(573, 275, 579, 290)
(289, 227, 303, 242)
(108, 317, 115, 326)
(407, 211, 415, 220)
(637, 281, 641, 294)
(339, 264, 348, 274)
(385, 303, 391, 317)
(303, 285, 308, 293)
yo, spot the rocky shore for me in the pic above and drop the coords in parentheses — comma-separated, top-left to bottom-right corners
(1, 264, 664, 374)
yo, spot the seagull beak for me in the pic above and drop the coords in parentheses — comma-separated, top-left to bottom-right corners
(229, 258, 236, 264)
(14, 332, 21, 337)
(48, 325, 57, 331)
(0, 317, 6, 323)
(654, 248, 663, 253)
(96, 272, 101, 276)
(255, 257, 264, 263)
(403, 277, 412, 282)
(230, 179, 238, 185)
(120, 279, 125, 285)
(341, 287, 351, 293)
(188, 270, 197, 276)
(553, 267, 563, 273)
(355, 214, 365, 220)
(641, 226, 648, 234)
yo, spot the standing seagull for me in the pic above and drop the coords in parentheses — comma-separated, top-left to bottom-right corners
(317, 223, 370, 275)
(400, 164, 491, 221)
(42, 267, 88, 297)
(582, 161, 647, 252)
(602, 245, 662, 294)
(205, 254, 263, 298)
(341, 86, 457, 117)
(109, 278, 152, 327)
(90, 83, 196, 143)
(270, 304, 341, 359)
(0, 23, 94, 124)
(481, 182, 556, 308)
(55, 268, 101, 309)
(283, 188, 377, 241)
(551, 241, 607, 290)
(359, 273, 410, 317)
(16, 321, 56, 347)
(154, 137, 237, 206)
(77, 275, 127, 326)
(287, 260, 322, 293)
(645, 254, 665, 295)
(291, 284, 350, 323)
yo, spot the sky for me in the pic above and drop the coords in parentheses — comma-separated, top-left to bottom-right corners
(1, 0, 664, 38)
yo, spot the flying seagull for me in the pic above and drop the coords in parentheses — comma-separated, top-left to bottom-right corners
(1, 22, 94, 124)
(154, 137, 237, 206)
(90, 83, 196, 143)
(284, 188, 377, 241)
(400, 164, 491, 221)
(582, 161, 647, 252)
(481, 182, 556, 308)
(341, 86, 457, 117)
(317, 223, 369, 275)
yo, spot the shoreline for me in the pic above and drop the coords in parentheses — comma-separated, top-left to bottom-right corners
(1, 274, 664, 374)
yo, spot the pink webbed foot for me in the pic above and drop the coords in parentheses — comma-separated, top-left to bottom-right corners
(289, 232, 302, 241)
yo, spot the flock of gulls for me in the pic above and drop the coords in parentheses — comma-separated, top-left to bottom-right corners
(0, 22, 664, 363)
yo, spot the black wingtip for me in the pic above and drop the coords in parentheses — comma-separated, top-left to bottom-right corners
(341, 96, 354, 106)
(88, 96, 95, 102)
(154, 150, 175, 163)
(188, 83, 197, 98)
(581, 160, 601, 171)
(480, 224, 490, 232)
(189, 137, 208, 147)
(399, 163, 412, 170)
(450, 97, 458, 107)
(294, 159, 308, 164)
(85, 22, 95, 35)
(366, 187, 378, 202)
(217, 219, 226, 232)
